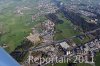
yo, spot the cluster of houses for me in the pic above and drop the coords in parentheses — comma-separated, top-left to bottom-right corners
(37, 0, 58, 14)
(42, 20, 55, 33)
(25, 20, 100, 65)
(26, 19, 55, 44)
(15, 7, 31, 15)
(71, 38, 100, 63)
(25, 16, 100, 65)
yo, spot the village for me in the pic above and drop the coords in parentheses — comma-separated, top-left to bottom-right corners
(21, 13, 100, 66)
(8, 0, 100, 66)
(0, 0, 100, 66)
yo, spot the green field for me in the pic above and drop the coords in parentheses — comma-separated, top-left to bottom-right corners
(54, 12, 81, 41)
(0, 0, 47, 52)
(54, 12, 92, 45)
(72, 35, 91, 45)
(76, 63, 92, 66)
(95, 53, 100, 66)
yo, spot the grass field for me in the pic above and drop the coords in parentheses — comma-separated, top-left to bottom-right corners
(95, 53, 100, 66)
(54, 12, 81, 41)
(0, 0, 47, 52)
(54, 12, 92, 45)
(76, 63, 92, 66)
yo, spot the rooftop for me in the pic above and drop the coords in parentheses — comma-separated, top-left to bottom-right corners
(60, 42, 70, 49)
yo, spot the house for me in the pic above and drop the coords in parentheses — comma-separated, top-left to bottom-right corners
(42, 20, 55, 32)
(60, 42, 70, 49)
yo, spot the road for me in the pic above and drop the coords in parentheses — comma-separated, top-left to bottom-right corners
(29, 27, 100, 52)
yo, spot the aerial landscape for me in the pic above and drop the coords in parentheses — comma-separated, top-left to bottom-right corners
(0, 0, 100, 66)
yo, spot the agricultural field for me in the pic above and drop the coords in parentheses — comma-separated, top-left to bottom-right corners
(0, 0, 47, 52)
(54, 12, 92, 45)
(95, 53, 100, 66)
(76, 63, 92, 66)
(54, 12, 81, 40)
